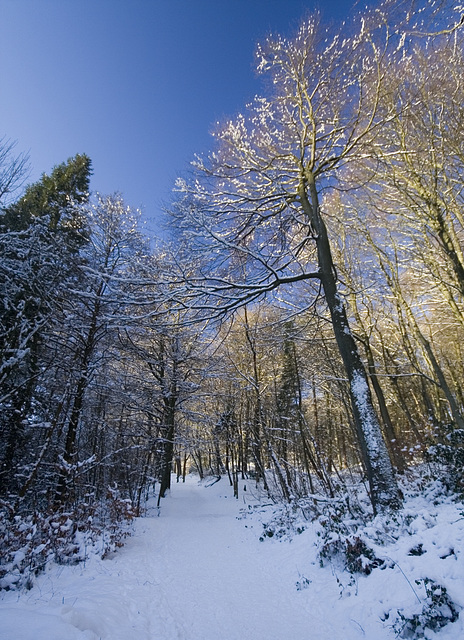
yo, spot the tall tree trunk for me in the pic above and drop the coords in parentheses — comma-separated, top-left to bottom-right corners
(157, 392, 177, 505)
(299, 171, 401, 513)
(243, 308, 269, 491)
(365, 350, 405, 473)
(54, 279, 105, 505)
(373, 238, 464, 431)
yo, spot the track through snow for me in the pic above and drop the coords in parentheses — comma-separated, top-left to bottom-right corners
(3, 474, 464, 639)
(1, 476, 328, 640)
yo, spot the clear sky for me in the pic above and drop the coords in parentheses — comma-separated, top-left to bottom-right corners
(1, 0, 376, 234)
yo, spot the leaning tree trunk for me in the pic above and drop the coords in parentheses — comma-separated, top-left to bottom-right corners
(299, 171, 401, 513)
(348, 296, 405, 473)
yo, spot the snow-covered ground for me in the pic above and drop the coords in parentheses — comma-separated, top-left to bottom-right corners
(1, 473, 464, 639)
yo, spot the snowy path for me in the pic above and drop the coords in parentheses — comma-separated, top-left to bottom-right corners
(3, 475, 464, 639)
(1, 476, 323, 640)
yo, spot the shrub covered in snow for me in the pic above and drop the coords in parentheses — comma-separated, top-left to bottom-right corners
(244, 467, 463, 637)
(0, 487, 136, 591)
(393, 578, 459, 638)
(426, 423, 464, 495)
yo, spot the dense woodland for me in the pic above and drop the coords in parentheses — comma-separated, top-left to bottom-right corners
(2, 0, 464, 582)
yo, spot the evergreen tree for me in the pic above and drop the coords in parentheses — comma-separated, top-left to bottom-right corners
(1, 153, 91, 243)
(0, 155, 92, 498)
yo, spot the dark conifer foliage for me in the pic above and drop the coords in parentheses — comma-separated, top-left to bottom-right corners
(0, 155, 93, 499)
(1, 153, 91, 237)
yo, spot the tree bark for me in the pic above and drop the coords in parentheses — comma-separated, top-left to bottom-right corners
(299, 170, 401, 513)
(157, 391, 177, 505)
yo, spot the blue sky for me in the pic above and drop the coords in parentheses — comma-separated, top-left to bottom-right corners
(1, 0, 375, 234)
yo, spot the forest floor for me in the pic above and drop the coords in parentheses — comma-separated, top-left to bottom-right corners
(1, 472, 464, 639)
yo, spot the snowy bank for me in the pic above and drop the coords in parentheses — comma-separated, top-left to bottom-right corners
(1, 473, 463, 639)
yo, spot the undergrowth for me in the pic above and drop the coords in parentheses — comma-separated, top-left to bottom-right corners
(426, 422, 464, 495)
(393, 578, 459, 638)
(247, 468, 462, 637)
(0, 487, 136, 591)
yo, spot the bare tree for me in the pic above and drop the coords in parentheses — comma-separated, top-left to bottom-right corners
(169, 7, 410, 511)
(337, 9, 464, 435)
(53, 194, 150, 504)
(0, 137, 29, 207)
